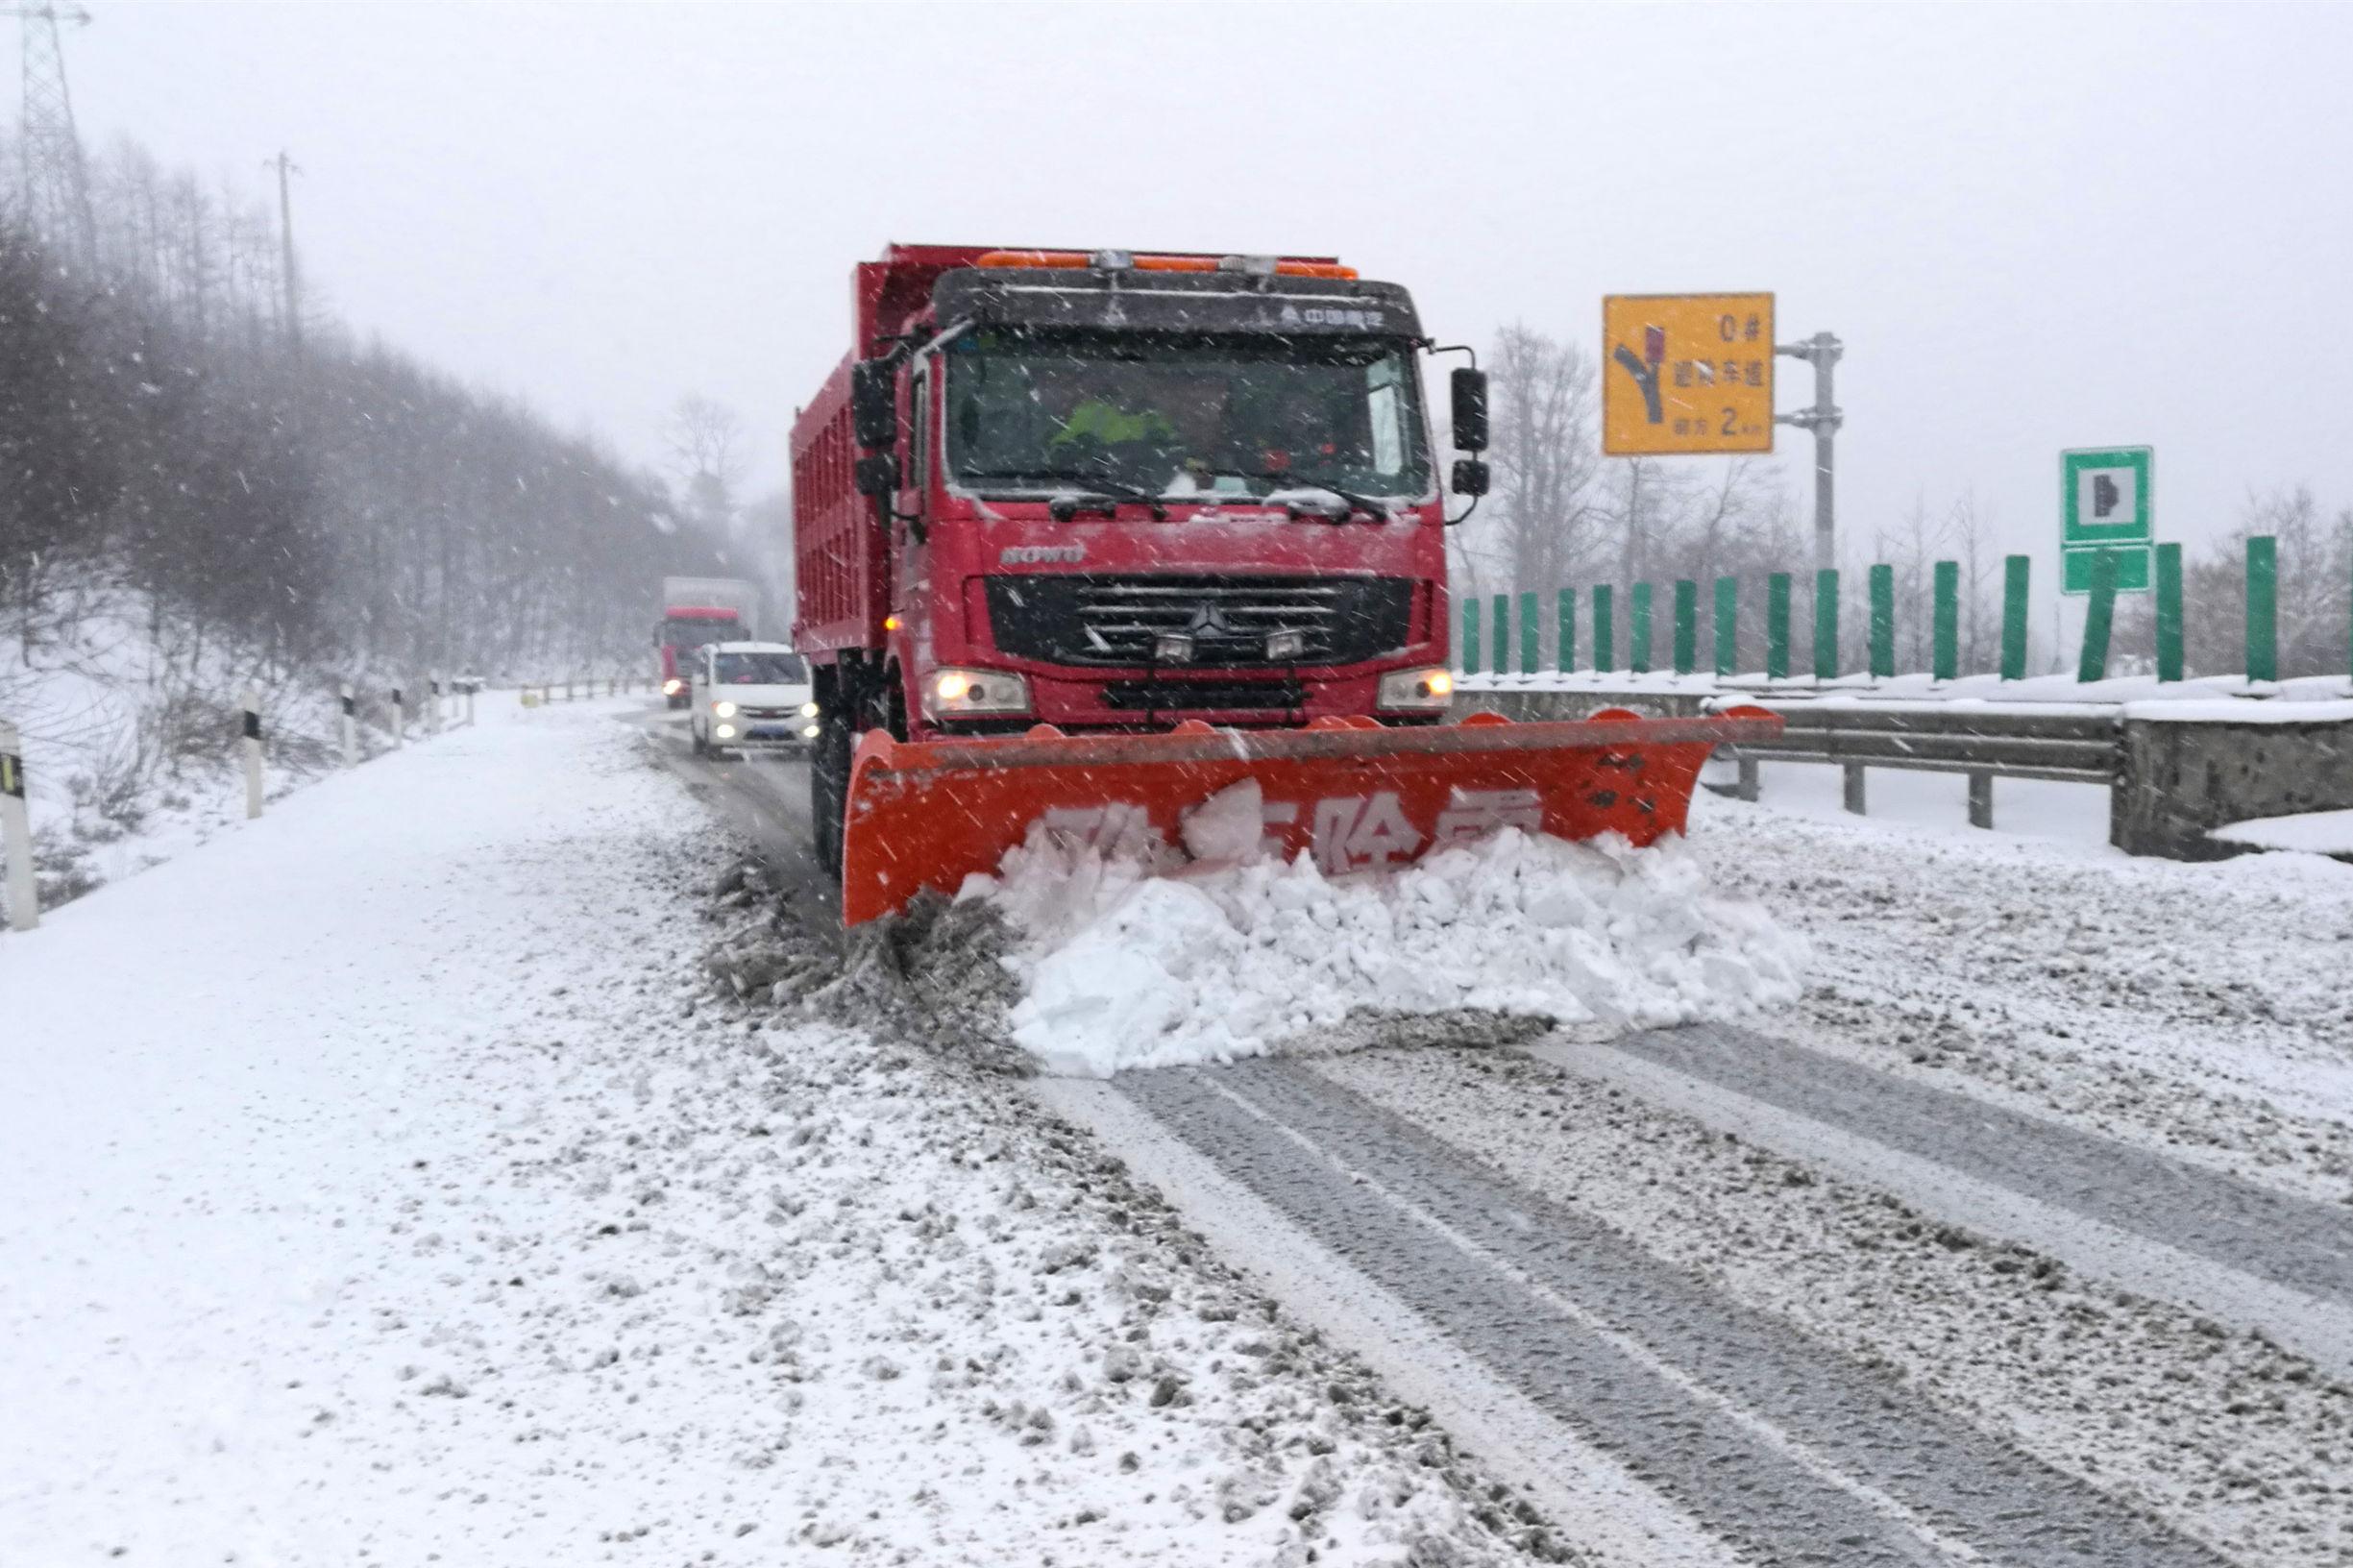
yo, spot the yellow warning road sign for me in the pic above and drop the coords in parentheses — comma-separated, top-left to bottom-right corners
(1602, 294, 1775, 455)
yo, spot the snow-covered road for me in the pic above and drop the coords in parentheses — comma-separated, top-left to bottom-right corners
(652, 690, 2353, 1566)
(14, 694, 2348, 1566)
(2, 698, 1550, 1566)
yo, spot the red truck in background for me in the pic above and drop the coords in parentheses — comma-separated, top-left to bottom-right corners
(656, 576, 760, 707)
(788, 244, 1494, 872)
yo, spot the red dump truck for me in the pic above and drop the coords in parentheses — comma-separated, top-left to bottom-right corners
(789, 244, 1776, 921)
(656, 576, 759, 707)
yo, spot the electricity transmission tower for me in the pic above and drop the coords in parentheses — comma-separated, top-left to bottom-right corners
(266, 149, 301, 351)
(11, 2, 97, 268)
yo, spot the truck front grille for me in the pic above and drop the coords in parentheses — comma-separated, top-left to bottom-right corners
(1100, 678, 1307, 711)
(985, 575, 1412, 668)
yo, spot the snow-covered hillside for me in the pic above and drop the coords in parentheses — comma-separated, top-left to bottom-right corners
(1, 589, 403, 919)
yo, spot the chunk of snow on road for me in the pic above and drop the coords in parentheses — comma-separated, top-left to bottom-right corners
(979, 821, 1807, 1076)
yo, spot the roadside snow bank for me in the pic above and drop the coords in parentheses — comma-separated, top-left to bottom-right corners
(965, 784, 1807, 1076)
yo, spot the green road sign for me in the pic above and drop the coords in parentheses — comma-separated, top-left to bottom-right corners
(2062, 448, 2152, 545)
(2064, 544, 2152, 595)
(2062, 446, 2153, 595)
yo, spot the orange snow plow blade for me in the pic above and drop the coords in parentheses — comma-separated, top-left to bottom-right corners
(838, 706, 1782, 926)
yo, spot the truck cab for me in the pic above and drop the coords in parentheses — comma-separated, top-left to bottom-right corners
(656, 608, 743, 706)
(790, 245, 1489, 869)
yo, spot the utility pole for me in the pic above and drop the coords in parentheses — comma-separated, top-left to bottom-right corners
(11, 3, 98, 270)
(1620, 458, 1644, 587)
(268, 149, 302, 353)
(1776, 331, 1844, 574)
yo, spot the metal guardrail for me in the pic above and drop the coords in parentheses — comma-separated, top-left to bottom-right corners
(1717, 704, 2116, 826)
(1459, 681, 2353, 852)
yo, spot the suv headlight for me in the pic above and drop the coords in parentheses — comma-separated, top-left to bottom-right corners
(1377, 667, 1455, 710)
(713, 699, 737, 719)
(923, 668, 1031, 720)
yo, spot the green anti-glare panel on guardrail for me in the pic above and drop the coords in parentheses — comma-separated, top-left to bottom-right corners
(1813, 569, 1839, 680)
(1492, 593, 1509, 674)
(2078, 549, 2118, 682)
(1630, 583, 1654, 674)
(1519, 591, 1539, 675)
(1557, 588, 1577, 673)
(1593, 585, 1616, 674)
(1674, 580, 1698, 675)
(2246, 534, 2277, 684)
(1868, 564, 1895, 679)
(1714, 576, 1737, 676)
(1460, 597, 1480, 675)
(2155, 542, 2184, 682)
(1766, 573, 1791, 679)
(2001, 555, 2030, 680)
(1932, 560, 1959, 681)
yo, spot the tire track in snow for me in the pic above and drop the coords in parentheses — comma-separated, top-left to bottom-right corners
(1596, 1022, 2353, 1305)
(1119, 1060, 2230, 1568)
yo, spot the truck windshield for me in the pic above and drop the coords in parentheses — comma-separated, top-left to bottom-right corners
(944, 331, 1431, 503)
(712, 651, 807, 684)
(660, 617, 735, 649)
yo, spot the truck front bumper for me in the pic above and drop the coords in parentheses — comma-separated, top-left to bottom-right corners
(955, 666, 1451, 733)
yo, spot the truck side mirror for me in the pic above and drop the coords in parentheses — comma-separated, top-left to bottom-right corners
(855, 453, 899, 497)
(1450, 368, 1489, 452)
(852, 360, 897, 451)
(1451, 458, 1491, 498)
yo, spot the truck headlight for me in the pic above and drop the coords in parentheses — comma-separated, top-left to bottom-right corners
(801, 723, 821, 739)
(923, 667, 1031, 719)
(713, 700, 737, 719)
(800, 700, 821, 717)
(715, 723, 736, 740)
(1377, 667, 1455, 710)
(662, 677, 683, 697)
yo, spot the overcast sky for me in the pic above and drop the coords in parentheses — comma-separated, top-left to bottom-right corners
(55, 1, 2353, 571)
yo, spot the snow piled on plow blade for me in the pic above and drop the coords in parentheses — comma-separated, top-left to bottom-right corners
(962, 782, 1808, 1077)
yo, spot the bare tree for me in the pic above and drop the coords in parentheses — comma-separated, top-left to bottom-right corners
(664, 394, 746, 532)
(2166, 488, 2353, 679)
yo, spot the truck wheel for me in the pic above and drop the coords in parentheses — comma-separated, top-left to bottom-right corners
(811, 706, 850, 877)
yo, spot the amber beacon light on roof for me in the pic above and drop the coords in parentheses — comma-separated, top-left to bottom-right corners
(973, 250, 1360, 281)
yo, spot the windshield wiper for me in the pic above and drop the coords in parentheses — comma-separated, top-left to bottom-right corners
(1233, 469, 1390, 523)
(969, 468, 1169, 521)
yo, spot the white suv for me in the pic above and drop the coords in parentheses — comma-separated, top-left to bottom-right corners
(689, 642, 818, 757)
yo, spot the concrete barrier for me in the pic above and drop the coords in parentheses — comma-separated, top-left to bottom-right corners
(2113, 702, 2353, 860)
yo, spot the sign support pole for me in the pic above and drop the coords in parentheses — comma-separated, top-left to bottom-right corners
(1776, 331, 1844, 575)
